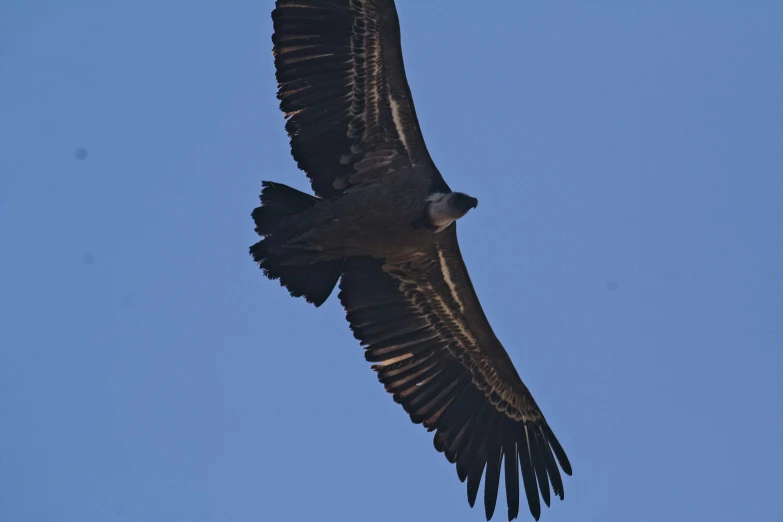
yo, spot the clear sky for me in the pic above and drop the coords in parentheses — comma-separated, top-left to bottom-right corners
(1, 1, 782, 521)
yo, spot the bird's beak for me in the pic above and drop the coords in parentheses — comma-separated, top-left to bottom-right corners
(470, 197, 478, 209)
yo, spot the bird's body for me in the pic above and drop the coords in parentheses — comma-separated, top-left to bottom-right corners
(250, 1, 572, 520)
(266, 167, 435, 261)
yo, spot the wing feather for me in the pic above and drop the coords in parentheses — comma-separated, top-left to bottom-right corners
(338, 236, 571, 521)
(519, 424, 542, 520)
(502, 421, 521, 521)
(483, 432, 503, 521)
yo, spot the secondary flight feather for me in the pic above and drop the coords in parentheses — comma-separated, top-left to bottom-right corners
(250, 1, 572, 520)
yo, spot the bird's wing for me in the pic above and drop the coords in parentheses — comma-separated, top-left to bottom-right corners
(338, 225, 572, 521)
(272, 0, 448, 198)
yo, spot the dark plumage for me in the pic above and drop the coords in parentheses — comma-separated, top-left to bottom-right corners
(250, 1, 572, 520)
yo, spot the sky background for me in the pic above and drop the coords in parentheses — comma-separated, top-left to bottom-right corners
(1, 1, 782, 521)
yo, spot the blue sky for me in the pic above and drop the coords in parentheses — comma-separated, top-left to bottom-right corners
(1, 1, 782, 521)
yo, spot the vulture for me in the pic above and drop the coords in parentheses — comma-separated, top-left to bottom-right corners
(250, 1, 572, 520)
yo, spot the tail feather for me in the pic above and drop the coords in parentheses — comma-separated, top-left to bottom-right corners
(251, 181, 319, 235)
(250, 181, 343, 307)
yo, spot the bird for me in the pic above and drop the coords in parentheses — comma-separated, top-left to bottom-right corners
(250, 1, 572, 520)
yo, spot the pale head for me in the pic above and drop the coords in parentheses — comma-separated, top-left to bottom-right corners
(426, 191, 478, 232)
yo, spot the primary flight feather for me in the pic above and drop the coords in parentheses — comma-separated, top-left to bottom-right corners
(250, 1, 572, 520)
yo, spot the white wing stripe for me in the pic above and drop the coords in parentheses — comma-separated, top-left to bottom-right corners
(437, 245, 465, 314)
(389, 96, 410, 156)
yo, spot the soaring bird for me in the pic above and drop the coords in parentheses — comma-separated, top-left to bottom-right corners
(250, 1, 572, 520)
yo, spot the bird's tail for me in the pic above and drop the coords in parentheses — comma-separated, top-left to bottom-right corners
(250, 181, 343, 307)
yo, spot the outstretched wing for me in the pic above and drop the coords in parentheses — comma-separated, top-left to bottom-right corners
(338, 225, 572, 521)
(272, 0, 448, 198)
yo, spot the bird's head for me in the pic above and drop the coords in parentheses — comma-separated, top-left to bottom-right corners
(450, 192, 479, 216)
(425, 191, 479, 232)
